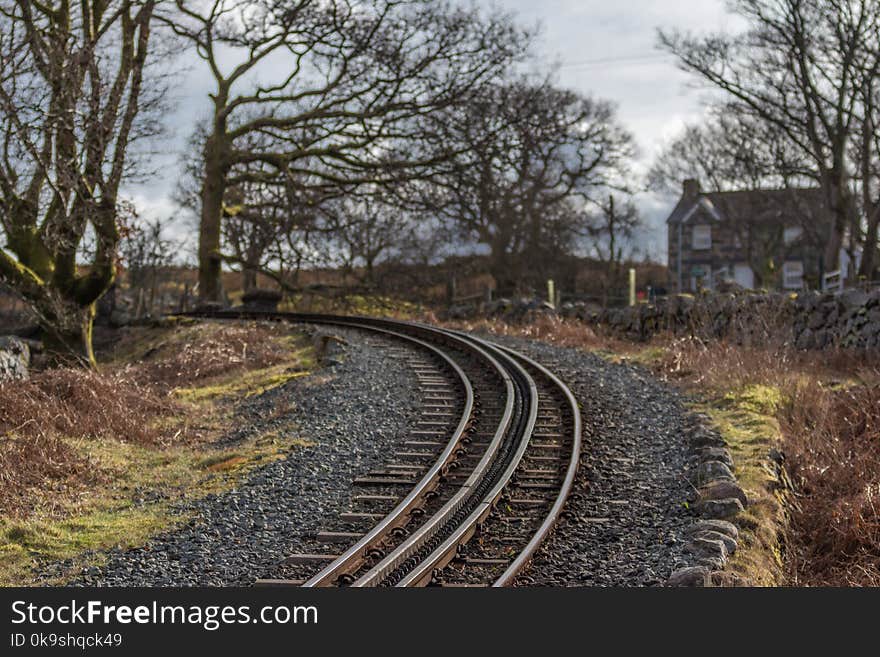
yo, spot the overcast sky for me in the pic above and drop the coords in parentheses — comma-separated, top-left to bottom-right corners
(129, 0, 741, 262)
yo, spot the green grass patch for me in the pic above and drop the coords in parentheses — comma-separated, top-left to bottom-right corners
(691, 385, 788, 586)
(173, 363, 311, 402)
(0, 506, 181, 586)
(0, 429, 314, 586)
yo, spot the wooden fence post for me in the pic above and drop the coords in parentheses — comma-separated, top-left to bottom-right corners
(446, 276, 457, 305)
(629, 269, 636, 306)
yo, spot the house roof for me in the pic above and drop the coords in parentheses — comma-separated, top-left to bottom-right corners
(666, 187, 829, 226)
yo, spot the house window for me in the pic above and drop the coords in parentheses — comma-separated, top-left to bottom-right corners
(783, 261, 804, 289)
(692, 225, 712, 250)
(783, 226, 803, 245)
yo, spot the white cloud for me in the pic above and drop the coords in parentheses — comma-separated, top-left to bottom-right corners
(124, 190, 179, 222)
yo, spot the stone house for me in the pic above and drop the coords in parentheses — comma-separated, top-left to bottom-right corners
(666, 179, 833, 293)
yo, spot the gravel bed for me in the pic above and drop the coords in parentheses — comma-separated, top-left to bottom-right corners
(485, 335, 698, 586)
(45, 325, 422, 586)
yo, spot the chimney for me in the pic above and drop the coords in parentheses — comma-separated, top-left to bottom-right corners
(682, 178, 701, 198)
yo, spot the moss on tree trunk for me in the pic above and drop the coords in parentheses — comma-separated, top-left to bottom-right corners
(0, 0, 156, 370)
(34, 295, 98, 367)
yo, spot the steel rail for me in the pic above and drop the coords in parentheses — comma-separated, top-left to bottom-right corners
(178, 310, 516, 587)
(300, 323, 476, 586)
(293, 318, 515, 587)
(390, 337, 539, 587)
(353, 332, 529, 587)
(177, 311, 580, 587)
(490, 344, 582, 586)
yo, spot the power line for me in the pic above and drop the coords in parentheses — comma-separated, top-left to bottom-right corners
(558, 52, 675, 71)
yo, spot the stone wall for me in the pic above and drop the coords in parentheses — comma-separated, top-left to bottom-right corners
(563, 288, 880, 349)
(0, 336, 30, 382)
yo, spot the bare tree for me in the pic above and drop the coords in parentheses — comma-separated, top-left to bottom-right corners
(423, 78, 634, 294)
(120, 214, 175, 317)
(0, 0, 161, 365)
(222, 191, 285, 294)
(854, 76, 880, 278)
(220, 175, 324, 293)
(163, 0, 530, 304)
(659, 0, 880, 272)
(583, 194, 642, 305)
(648, 110, 810, 194)
(177, 124, 335, 295)
(321, 192, 414, 287)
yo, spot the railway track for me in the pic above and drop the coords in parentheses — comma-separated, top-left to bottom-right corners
(181, 311, 581, 587)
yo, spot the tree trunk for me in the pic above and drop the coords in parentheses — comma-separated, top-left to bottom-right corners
(198, 136, 227, 304)
(823, 217, 845, 272)
(822, 176, 850, 272)
(35, 296, 97, 367)
(858, 206, 880, 279)
(490, 252, 518, 297)
(242, 266, 258, 293)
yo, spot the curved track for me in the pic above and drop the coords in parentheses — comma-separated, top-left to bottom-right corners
(181, 311, 581, 587)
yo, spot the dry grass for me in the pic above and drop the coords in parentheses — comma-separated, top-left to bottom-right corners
(0, 320, 304, 521)
(651, 336, 874, 389)
(441, 314, 614, 351)
(781, 379, 880, 586)
(0, 370, 174, 519)
(1, 369, 174, 446)
(0, 434, 102, 520)
(127, 322, 292, 388)
(646, 335, 880, 587)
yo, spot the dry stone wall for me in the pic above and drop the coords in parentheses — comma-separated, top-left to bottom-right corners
(571, 288, 880, 349)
